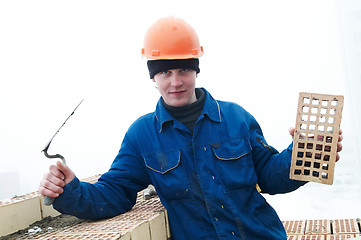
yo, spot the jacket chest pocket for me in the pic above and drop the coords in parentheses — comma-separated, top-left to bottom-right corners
(144, 151, 191, 200)
(212, 138, 258, 192)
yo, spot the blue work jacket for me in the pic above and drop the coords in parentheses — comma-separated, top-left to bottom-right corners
(54, 88, 306, 239)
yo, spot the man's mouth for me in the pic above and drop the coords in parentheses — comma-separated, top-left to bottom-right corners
(170, 90, 186, 96)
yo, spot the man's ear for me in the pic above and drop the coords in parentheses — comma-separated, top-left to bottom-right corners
(152, 78, 158, 89)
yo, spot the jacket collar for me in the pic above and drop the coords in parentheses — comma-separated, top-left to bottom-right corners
(155, 88, 221, 132)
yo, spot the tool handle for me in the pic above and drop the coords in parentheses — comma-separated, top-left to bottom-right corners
(44, 196, 55, 206)
(43, 159, 66, 206)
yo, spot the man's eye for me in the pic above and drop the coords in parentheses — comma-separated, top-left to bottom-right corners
(181, 69, 189, 72)
(161, 71, 170, 75)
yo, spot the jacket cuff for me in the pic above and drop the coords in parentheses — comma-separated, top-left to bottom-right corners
(287, 142, 293, 152)
(53, 176, 81, 213)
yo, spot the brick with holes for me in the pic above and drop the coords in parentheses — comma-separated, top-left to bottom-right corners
(290, 92, 344, 185)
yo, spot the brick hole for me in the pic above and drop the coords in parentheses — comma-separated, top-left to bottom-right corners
(304, 161, 311, 167)
(330, 221, 334, 234)
(318, 125, 325, 132)
(302, 115, 309, 121)
(301, 123, 308, 130)
(324, 155, 330, 161)
(306, 152, 312, 158)
(324, 146, 331, 152)
(316, 144, 323, 151)
(327, 126, 334, 133)
(309, 124, 316, 131)
(329, 108, 336, 115)
(312, 98, 320, 105)
(303, 106, 309, 113)
(328, 117, 335, 124)
(297, 152, 304, 158)
(310, 115, 317, 122)
(314, 162, 320, 169)
(308, 134, 315, 140)
(304, 169, 310, 175)
(315, 153, 322, 160)
(326, 136, 333, 143)
(319, 116, 326, 123)
(294, 169, 302, 175)
(298, 142, 305, 149)
(331, 99, 338, 106)
(313, 171, 319, 177)
(296, 160, 303, 166)
(317, 135, 324, 142)
(311, 107, 318, 114)
(322, 172, 328, 179)
(322, 163, 329, 170)
(303, 97, 310, 104)
(307, 143, 313, 149)
(320, 108, 327, 114)
(322, 100, 329, 106)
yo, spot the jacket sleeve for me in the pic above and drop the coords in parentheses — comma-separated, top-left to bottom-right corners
(248, 114, 307, 194)
(53, 131, 151, 220)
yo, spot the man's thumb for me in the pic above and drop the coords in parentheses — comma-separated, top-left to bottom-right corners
(56, 161, 73, 181)
(289, 127, 295, 137)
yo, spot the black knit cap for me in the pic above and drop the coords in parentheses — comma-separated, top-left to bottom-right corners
(147, 58, 200, 79)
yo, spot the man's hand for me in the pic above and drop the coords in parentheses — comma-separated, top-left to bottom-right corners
(335, 129, 343, 162)
(38, 161, 75, 198)
(288, 127, 343, 162)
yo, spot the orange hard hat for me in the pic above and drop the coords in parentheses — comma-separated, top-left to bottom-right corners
(141, 16, 204, 60)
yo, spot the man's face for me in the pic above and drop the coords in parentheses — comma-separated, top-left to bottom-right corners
(153, 68, 197, 107)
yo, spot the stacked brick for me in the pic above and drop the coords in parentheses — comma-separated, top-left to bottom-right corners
(1, 174, 360, 240)
(284, 219, 361, 240)
(9, 193, 170, 240)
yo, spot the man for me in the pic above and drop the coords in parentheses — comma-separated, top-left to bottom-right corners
(39, 16, 343, 239)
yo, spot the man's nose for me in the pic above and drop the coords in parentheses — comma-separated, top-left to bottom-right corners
(170, 73, 183, 87)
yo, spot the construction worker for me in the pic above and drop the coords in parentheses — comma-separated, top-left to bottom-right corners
(39, 16, 343, 239)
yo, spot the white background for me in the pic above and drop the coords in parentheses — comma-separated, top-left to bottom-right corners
(1, 0, 360, 220)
